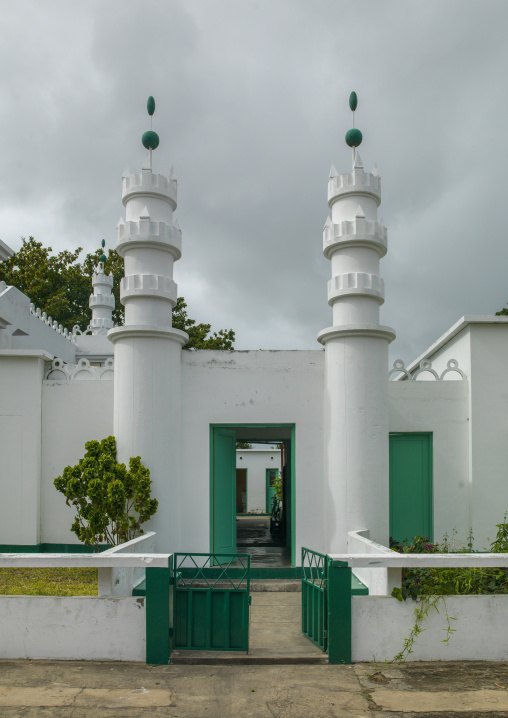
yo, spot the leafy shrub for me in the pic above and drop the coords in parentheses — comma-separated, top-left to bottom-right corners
(54, 436, 158, 549)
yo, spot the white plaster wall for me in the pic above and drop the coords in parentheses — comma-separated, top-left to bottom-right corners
(41, 380, 114, 544)
(353, 595, 508, 662)
(0, 596, 145, 661)
(469, 324, 508, 549)
(412, 326, 472, 380)
(181, 350, 325, 559)
(389, 381, 470, 545)
(0, 353, 47, 545)
(236, 449, 281, 513)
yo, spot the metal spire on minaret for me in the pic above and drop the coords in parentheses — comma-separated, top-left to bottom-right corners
(141, 95, 159, 171)
(345, 91, 363, 166)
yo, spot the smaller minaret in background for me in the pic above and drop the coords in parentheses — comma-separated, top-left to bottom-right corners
(319, 93, 396, 553)
(89, 239, 114, 333)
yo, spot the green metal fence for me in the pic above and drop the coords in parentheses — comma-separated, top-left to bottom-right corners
(173, 553, 251, 652)
(301, 547, 328, 651)
(301, 549, 353, 664)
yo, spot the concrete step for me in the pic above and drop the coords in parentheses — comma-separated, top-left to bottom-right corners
(251, 579, 301, 592)
(170, 651, 327, 665)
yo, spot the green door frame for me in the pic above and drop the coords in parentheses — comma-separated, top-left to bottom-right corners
(389, 432, 433, 543)
(210, 424, 296, 566)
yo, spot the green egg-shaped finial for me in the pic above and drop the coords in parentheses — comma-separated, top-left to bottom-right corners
(99, 254, 107, 264)
(349, 91, 358, 112)
(101, 239, 105, 248)
(345, 128, 363, 148)
(147, 96, 155, 116)
(142, 130, 160, 150)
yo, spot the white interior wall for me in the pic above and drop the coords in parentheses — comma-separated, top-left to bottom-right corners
(181, 350, 325, 558)
(236, 449, 281, 513)
(389, 380, 470, 546)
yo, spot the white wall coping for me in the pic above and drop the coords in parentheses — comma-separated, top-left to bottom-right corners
(402, 315, 508, 377)
(0, 553, 171, 568)
(100, 531, 156, 554)
(329, 553, 508, 568)
(0, 239, 14, 262)
(0, 349, 54, 360)
(347, 529, 393, 554)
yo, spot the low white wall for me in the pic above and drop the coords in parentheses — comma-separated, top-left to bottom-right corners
(353, 595, 508, 662)
(0, 595, 145, 661)
(347, 530, 401, 595)
(98, 532, 156, 596)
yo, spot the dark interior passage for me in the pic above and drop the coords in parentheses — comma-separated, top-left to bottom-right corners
(236, 515, 291, 567)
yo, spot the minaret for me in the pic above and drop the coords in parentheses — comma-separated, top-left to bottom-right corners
(318, 93, 396, 552)
(89, 240, 114, 333)
(108, 97, 188, 551)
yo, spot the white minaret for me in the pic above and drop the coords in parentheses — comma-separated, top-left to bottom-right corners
(108, 97, 188, 551)
(89, 240, 114, 333)
(318, 93, 396, 552)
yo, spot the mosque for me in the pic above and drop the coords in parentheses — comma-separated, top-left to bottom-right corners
(1, 95, 507, 564)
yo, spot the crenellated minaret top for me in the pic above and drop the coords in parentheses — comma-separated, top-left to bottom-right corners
(318, 92, 395, 344)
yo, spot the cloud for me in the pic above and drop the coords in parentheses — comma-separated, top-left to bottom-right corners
(0, 0, 507, 366)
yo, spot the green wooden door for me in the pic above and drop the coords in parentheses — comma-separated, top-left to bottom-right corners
(389, 433, 433, 543)
(212, 428, 237, 554)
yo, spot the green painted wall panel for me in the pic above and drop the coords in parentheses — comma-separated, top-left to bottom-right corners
(212, 428, 237, 554)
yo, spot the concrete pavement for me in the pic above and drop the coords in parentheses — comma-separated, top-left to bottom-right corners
(2, 660, 508, 716)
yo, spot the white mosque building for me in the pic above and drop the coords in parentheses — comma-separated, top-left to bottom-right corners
(1, 95, 507, 564)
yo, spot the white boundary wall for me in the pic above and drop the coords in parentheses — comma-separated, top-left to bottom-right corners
(0, 545, 169, 662)
(353, 595, 508, 662)
(0, 595, 145, 661)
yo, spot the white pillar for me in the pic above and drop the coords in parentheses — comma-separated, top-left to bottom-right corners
(319, 152, 395, 552)
(108, 153, 188, 552)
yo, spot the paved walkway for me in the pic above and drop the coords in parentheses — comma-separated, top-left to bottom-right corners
(171, 592, 326, 664)
(2, 659, 508, 716)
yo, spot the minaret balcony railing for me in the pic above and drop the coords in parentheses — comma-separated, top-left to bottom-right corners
(120, 273, 177, 304)
(122, 172, 177, 208)
(116, 220, 182, 260)
(323, 219, 387, 259)
(327, 272, 385, 305)
(89, 294, 115, 309)
(328, 170, 381, 208)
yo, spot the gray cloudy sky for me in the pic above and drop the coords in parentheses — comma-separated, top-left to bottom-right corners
(1, 0, 507, 365)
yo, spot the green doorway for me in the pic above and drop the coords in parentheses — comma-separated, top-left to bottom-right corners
(389, 432, 433, 544)
(210, 424, 296, 566)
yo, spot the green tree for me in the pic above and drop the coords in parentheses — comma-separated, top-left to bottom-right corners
(0, 238, 235, 349)
(54, 436, 158, 549)
(236, 441, 252, 449)
(496, 305, 508, 316)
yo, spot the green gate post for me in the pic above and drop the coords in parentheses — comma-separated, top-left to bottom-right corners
(327, 558, 352, 664)
(145, 557, 171, 665)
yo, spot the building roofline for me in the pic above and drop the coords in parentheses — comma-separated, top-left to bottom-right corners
(403, 316, 508, 376)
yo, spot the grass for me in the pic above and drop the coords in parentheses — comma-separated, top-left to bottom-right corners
(0, 567, 98, 596)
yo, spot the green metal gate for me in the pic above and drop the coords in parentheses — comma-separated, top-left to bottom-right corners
(301, 547, 328, 651)
(173, 553, 251, 651)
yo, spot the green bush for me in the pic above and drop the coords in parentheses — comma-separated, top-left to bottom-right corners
(54, 436, 158, 549)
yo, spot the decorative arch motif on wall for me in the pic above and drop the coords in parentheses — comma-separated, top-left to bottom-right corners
(389, 358, 466, 381)
(45, 357, 114, 381)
